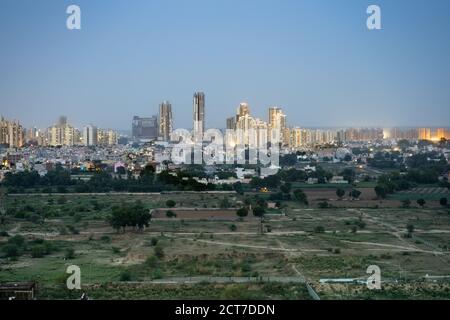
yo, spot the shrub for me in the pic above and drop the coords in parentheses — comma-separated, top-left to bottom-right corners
(166, 200, 176, 208)
(31, 245, 46, 258)
(150, 238, 158, 246)
(2, 244, 19, 257)
(0, 231, 9, 237)
(112, 247, 121, 254)
(100, 235, 111, 243)
(119, 271, 132, 282)
(8, 235, 25, 247)
(66, 225, 79, 235)
(29, 213, 42, 224)
(154, 246, 164, 259)
(314, 225, 325, 233)
(73, 213, 83, 223)
(229, 224, 237, 232)
(57, 196, 67, 205)
(65, 248, 75, 259)
(166, 210, 177, 218)
(318, 201, 330, 209)
(145, 255, 158, 268)
(236, 207, 248, 218)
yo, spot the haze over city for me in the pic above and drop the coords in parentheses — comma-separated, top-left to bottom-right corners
(1, 0, 450, 130)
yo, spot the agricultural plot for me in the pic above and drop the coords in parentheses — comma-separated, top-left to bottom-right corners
(0, 193, 449, 299)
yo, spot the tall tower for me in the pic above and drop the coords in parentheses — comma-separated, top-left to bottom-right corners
(268, 107, 287, 145)
(193, 92, 205, 141)
(83, 125, 98, 146)
(237, 103, 250, 119)
(159, 100, 173, 141)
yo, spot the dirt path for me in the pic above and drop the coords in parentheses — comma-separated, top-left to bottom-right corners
(340, 240, 444, 255)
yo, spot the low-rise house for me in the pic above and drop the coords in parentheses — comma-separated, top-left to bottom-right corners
(330, 176, 349, 184)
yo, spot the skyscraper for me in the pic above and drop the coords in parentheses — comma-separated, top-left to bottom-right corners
(159, 101, 173, 141)
(226, 117, 236, 130)
(83, 125, 98, 146)
(193, 92, 205, 141)
(418, 128, 431, 140)
(47, 116, 76, 146)
(237, 103, 250, 119)
(0, 116, 25, 148)
(268, 107, 287, 145)
(132, 116, 159, 140)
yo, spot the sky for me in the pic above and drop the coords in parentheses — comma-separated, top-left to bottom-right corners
(0, 0, 449, 131)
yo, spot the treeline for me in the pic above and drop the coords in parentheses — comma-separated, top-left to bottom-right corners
(374, 152, 450, 198)
(249, 166, 355, 190)
(2, 166, 74, 188)
(1, 166, 243, 194)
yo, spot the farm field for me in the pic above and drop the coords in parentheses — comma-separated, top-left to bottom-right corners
(0, 192, 449, 300)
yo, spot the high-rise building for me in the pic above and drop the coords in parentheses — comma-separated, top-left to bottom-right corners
(47, 116, 76, 146)
(159, 101, 173, 141)
(98, 129, 118, 146)
(0, 116, 25, 148)
(83, 125, 98, 146)
(237, 103, 250, 119)
(231, 103, 269, 147)
(268, 107, 287, 145)
(418, 128, 431, 140)
(226, 117, 236, 130)
(193, 92, 205, 141)
(132, 116, 158, 140)
(435, 128, 446, 141)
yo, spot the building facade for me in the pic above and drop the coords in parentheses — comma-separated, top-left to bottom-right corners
(159, 101, 173, 141)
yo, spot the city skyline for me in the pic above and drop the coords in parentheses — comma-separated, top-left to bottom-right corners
(1, 0, 450, 130)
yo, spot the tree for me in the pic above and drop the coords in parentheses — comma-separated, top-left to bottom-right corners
(108, 202, 151, 232)
(233, 182, 244, 195)
(374, 185, 388, 199)
(407, 224, 415, 234)
(417, 199, 426, 207)
(236, 207, 249, 218)
(252, 206, 265, 218)
(166, 200, 176, 208)
(336, 188, 345, 200)
(2, 244, 19, 257)
(280, 183, 292, 194)
(350, 189, 362, 200)
(440, 197, 448, 207)
(293, 189, 308, 205)
(253, 206, 266, 234)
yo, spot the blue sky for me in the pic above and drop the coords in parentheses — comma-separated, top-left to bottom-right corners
(0, 0, 449, 130)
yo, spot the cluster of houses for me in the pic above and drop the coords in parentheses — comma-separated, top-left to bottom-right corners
(1, 139, 449, 185)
